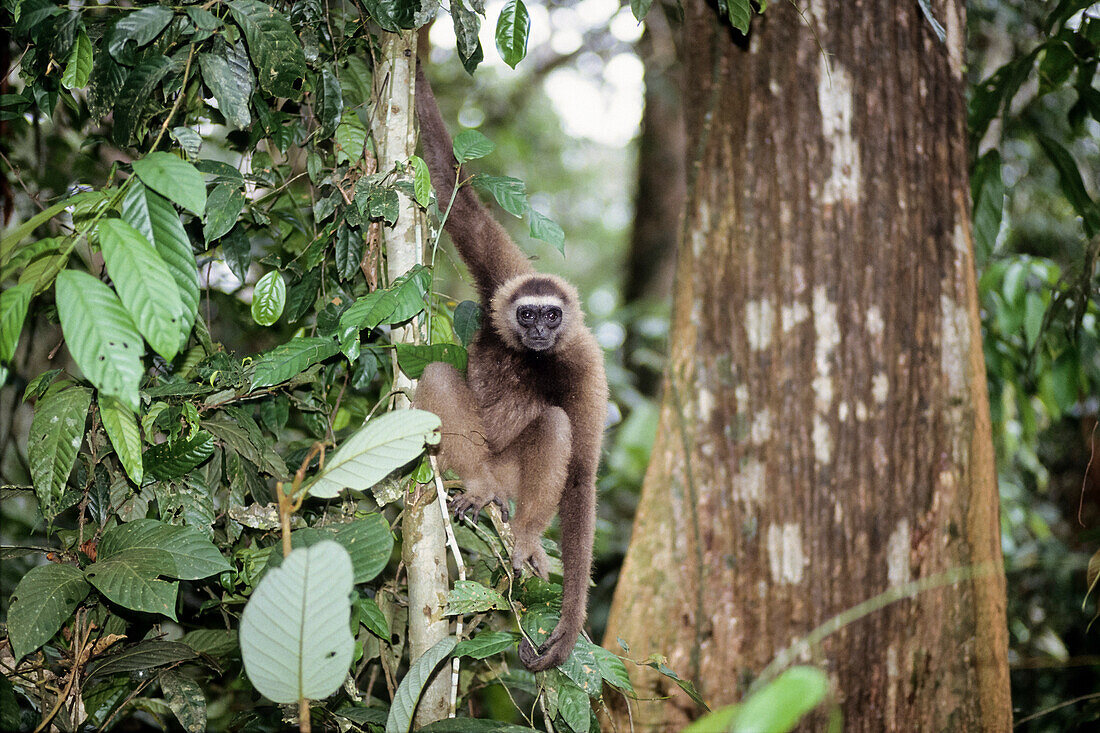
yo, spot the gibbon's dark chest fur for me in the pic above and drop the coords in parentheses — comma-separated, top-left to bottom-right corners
(467, 329, 570, 410)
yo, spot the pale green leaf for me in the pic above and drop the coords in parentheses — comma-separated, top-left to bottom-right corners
(410, 155, 431, 207)
(98, 518, 230, 580)
(731, 667, 829, 732)
(308, 410, 440, 498)
(251, 270, 285, 326)
(529, 209, 565, 254)
(472, 174, 527, 218)
(452, 129, 495, 165)
(1, 190, 102, 263)
(385, 636, 457, 733)
(132, 153, 207, 217)
(0, 280, 32, 363)
(495, 0, 531, 69)
(250, 336, 339, 390)
(335, 110, 367, 165)
(454, 631, 519, 660)
(445, 580, 508, 616)
(61, 30, 93, 89)
(28, 385, 91, 520)
(240, 541, 355, 703)
(98, 394, 143, 485)
(98, 219, 184, 361)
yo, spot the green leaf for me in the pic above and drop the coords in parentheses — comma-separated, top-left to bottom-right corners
(85, 548, 180, 620)
(308, 409, 441, 499)
(198, 51, 253, 130)
(395, 343, 468, 379)
(335, 110, 367, 164)
(143, 431, 215, 482)
(590, 644, 633, 693)
(445, 580, 508, 615)
(240, 541, 355, 703)
(98, 219, 185, 361)
(630, 0, 654, 22)
(221, 225, 252, 282)
(529, 209, 565, 254)
(61, 30, 92, 89)
(56, 271, 144, 411)
(472, 174, 527, 218)
(555, 680, 590, 733)
(334, 515, 394, 584)
(495, 0, 531, 69)
(99, 518, 230, 580)
(339, 289, 399, 335)
(454, 630, 519, 660)
(85, 640, 197, 679)
(452, 300, 481, 346)
(99, 394, 143, 485)
(1035, 132, 1100, 236)
(1024, 291, 1045, 350)
(108, 6, 174, 61)
(451, 0, 482, 64)
(159, 668, 207, 733)
(970, 151, 1003, 265)
(387, 264, 432, 322)
(725, 0, 754, 33)
(133, 153, 207, 217)
(121, 183, 200, 348)
(250, 336, 339, 390)
(7, 563, 91, 660)
(410, 155, 431, 207)
(203, 182, 246, 244)
(113, 55, 178, 146)
(317, 66, 343, 137)
(453, 129, 495, 165)
(335, 223, 364, 281)
(28, 385, 91, 519)
(356, 596, 391, 639)
(228, 0, 307, 99)
(731, 667, 829, 732)
(682, 706, 738, 733)
(385, 636, 457, 733)
(560, 638, 603, 696)
(0, 281, 32, 363)
(251, 270, 286, 326)
(171, 127, 203, 160)
(1, 190, 102, 262)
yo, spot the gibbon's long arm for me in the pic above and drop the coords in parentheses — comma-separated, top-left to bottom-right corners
(415, 67, 533, 304)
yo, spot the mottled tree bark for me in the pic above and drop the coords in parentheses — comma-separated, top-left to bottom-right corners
(603, 1, 1011, 730)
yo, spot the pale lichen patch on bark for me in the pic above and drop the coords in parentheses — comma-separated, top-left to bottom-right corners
(766, 523, 807, 585)
(750, 409, 773, 445)
(817, 57, 862, 205)
(744, 299, 776, 351)
(733, 457, 765, 506)
(735, 383, 749, 406)
(812, 414, 832, 465)
(838, 401, 850, 422)
(812, 286, 840, 416)
(887, 519, 912, 586)
(872, 372, 889, 404)
(945, 4, 965, 79)
(865, 304, 884, 338)
(781, 301, 810, 332)
(940, 293, 971, 399)
(697, 387, 716, 423)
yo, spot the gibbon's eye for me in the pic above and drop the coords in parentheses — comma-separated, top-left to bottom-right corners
(518, 307, 536, 324)
(545, 307, 562, 326)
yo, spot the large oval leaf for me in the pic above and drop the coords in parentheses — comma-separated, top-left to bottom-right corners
(250, 336, 340, 390)
(99, 519, 231, 580)
(731, 666, 829, 732)
(240, 541, 354, 703)
(7, 563, 91, 660)
(98, 394, 143, 485)
(28, 385, 91, 520)
(98, 219, 184, 361)
(84, 548, 180, 620)
(251, 270, 285, 326)
(495, 0, 531, 69)
(452, 129, 495, 165)
(107, 6, 174, 61)
(308, 410, 441, 499)
(61, 29, 93, 89)
(132, 153, 207, 217)
(121, 182, 200, 348)
(197, 50, 253, 130)
(56, 270, 144, 411)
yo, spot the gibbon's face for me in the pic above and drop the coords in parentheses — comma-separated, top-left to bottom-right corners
(514, 301, 564, 351)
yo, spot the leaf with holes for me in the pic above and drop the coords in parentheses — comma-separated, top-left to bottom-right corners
(308, 410, 440, 499)
(132, 153, 207, 217)
(240, 541, 354, 703)
(445, 580, 508, 615)
(98, 394, 143, 485)
(159, 668, 207, 733)
(98, 219, 184, 361)
(7, 564, 90, 660)
(228, 0, 307, 99)
(250, 337, 339, 390)
(198, 51, 253, 130)
(385, 636, 457, 733)
(85, 548, 179, 620)
(28, 385, 91, 520)
(99, 519, 230, 580)
(56, 271, 144, 411)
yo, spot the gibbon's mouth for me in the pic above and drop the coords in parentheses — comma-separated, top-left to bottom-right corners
(524, 336, 554, 351)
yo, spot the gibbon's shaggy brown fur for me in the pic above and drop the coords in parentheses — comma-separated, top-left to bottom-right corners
(412, 67, 608, 672)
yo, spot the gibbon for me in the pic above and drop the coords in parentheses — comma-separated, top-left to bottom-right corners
(412, 67, 608, 672)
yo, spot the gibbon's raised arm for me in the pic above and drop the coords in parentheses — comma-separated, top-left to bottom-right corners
(414, 67, 532, 304)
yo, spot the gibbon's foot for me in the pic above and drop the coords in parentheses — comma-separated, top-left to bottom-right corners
(511, 533, 550, 580)
(518, 625, 572, 671)
(449, 481, 510, 523)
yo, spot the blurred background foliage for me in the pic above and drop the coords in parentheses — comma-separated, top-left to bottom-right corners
(0, 0, 1097, 730)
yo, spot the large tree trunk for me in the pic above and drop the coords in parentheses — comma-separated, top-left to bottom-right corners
(603, 2, 1011, 730)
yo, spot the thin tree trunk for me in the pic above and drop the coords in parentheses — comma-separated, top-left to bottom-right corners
(604, 2, 1011, 730)
(372, 29, 451, 728)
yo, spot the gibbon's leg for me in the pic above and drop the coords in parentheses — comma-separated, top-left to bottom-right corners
(491, 406, 571, 579)
(413, 363, 510, 519)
